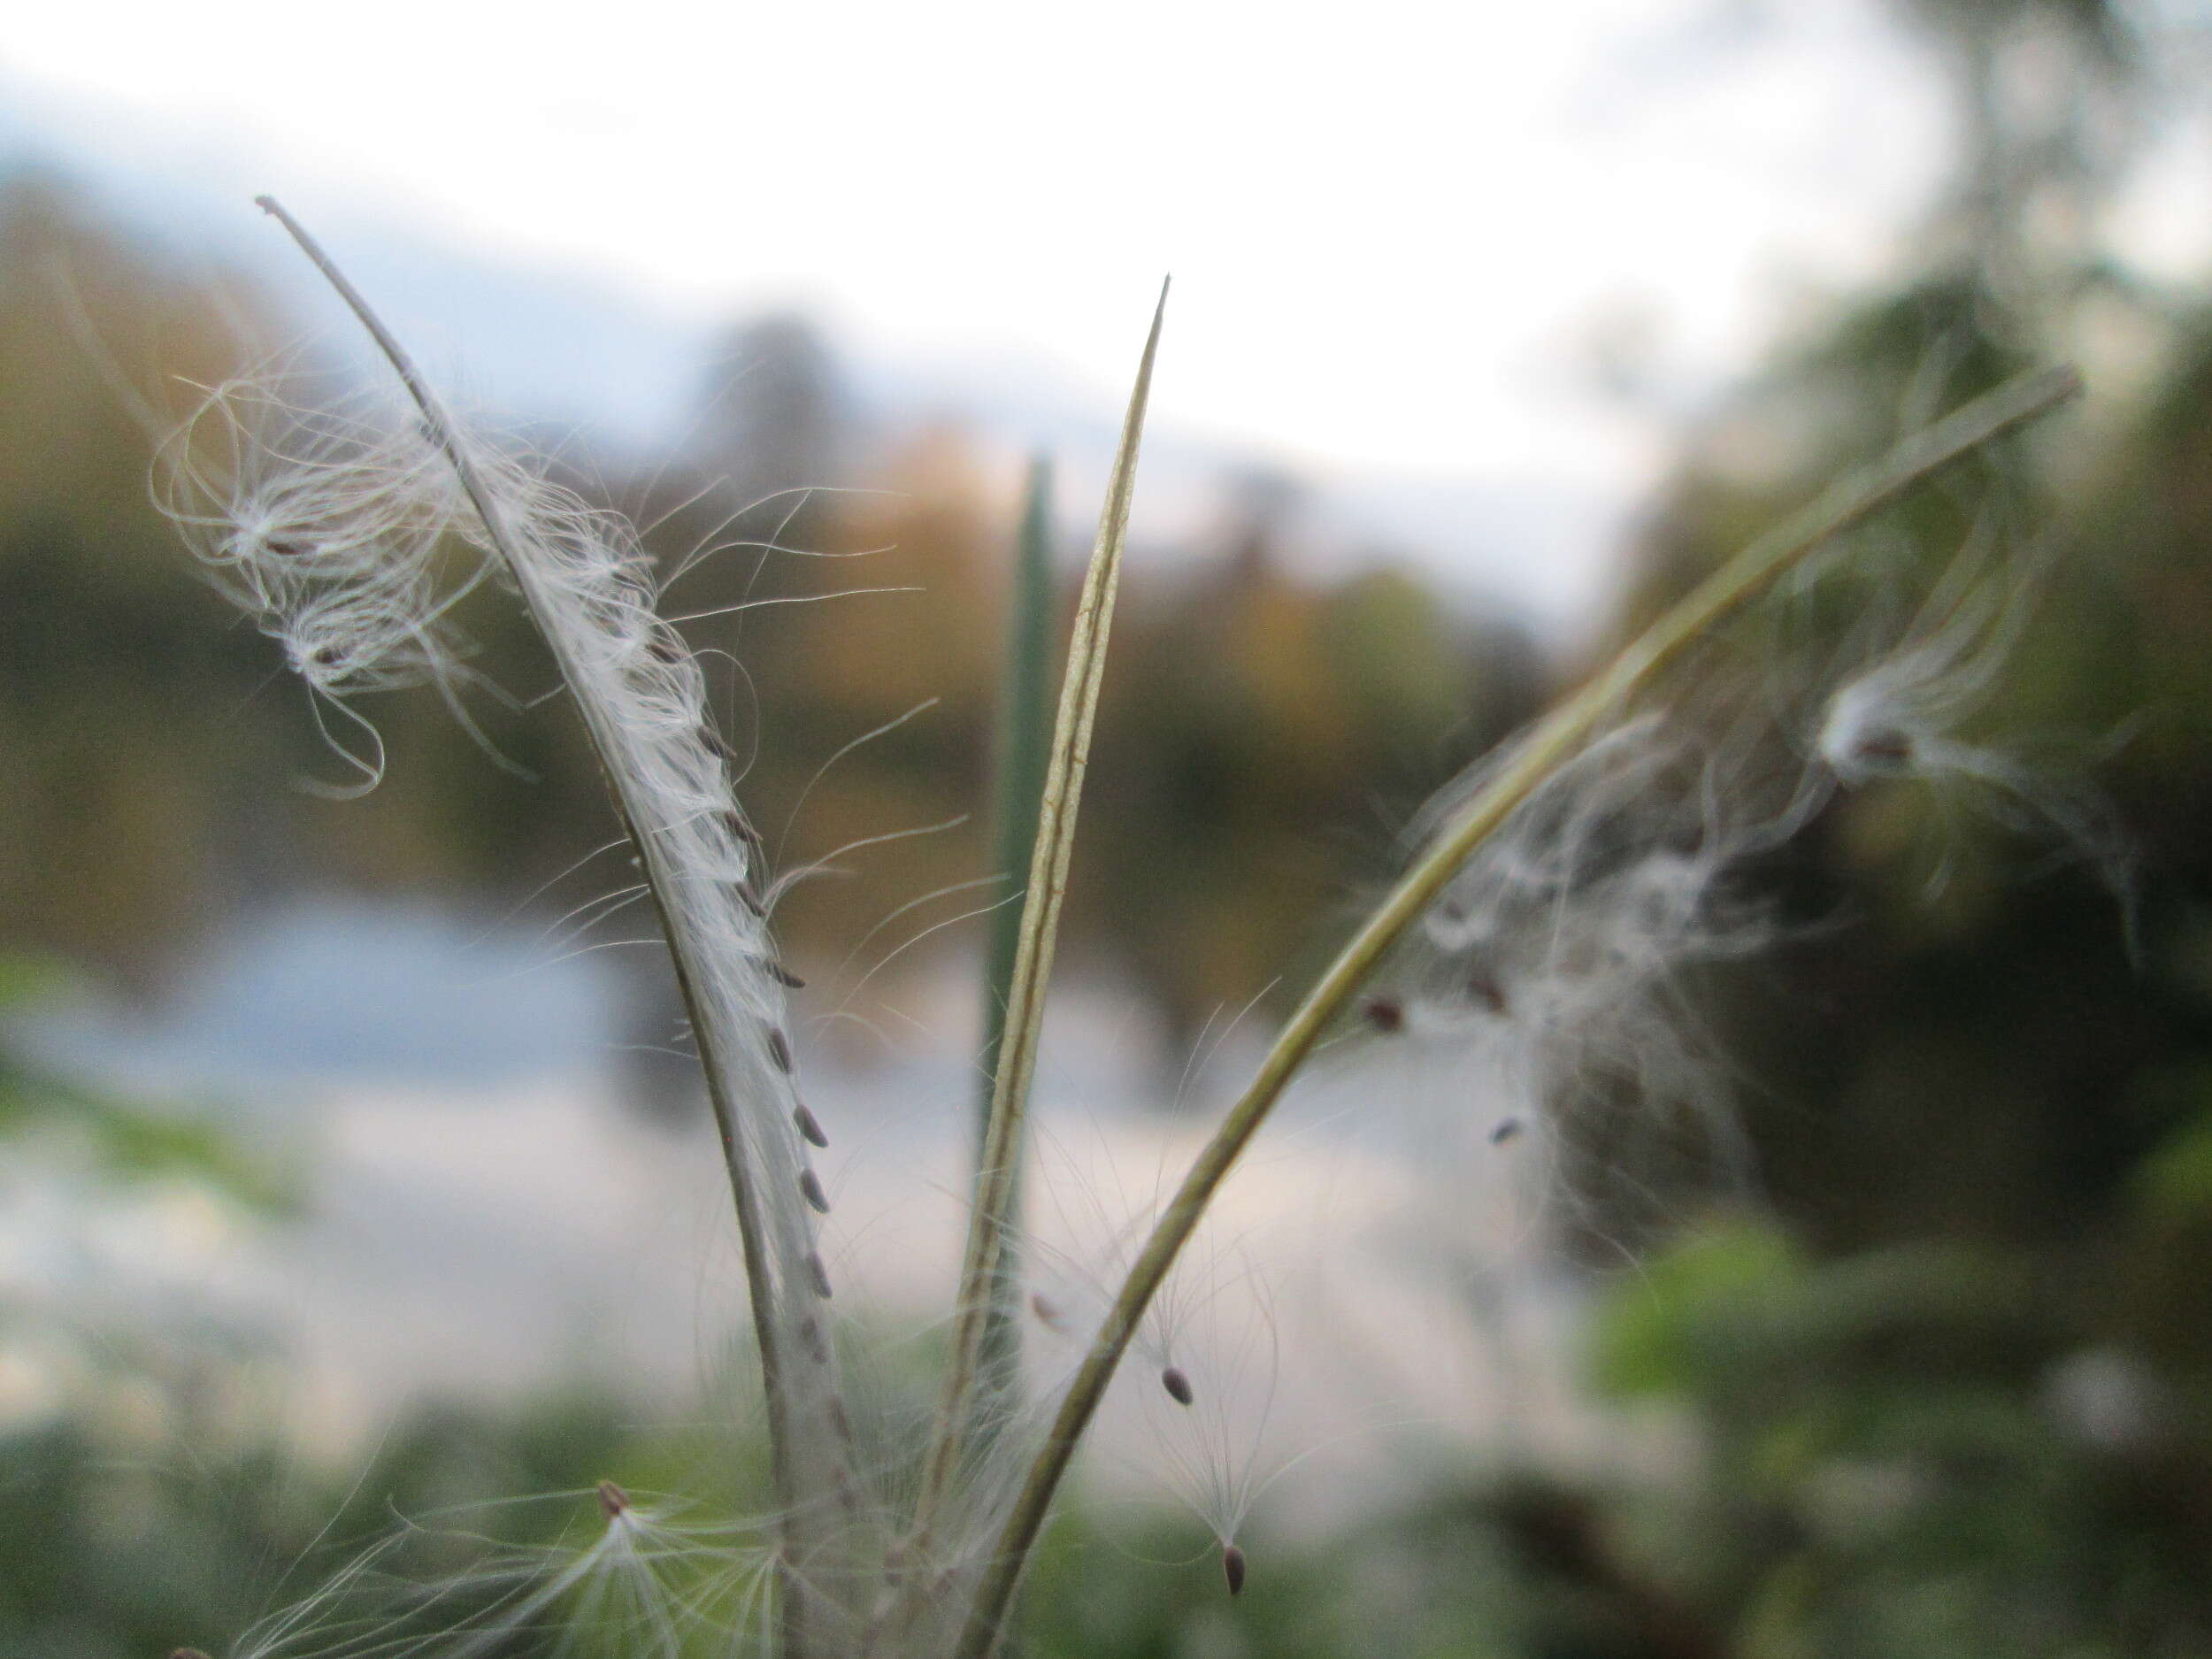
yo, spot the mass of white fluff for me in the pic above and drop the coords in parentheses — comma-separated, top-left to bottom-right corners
(158, 373, 877, 1643)
(1792, 530, 2136, 934)
(1363, 714, 1778, 1223)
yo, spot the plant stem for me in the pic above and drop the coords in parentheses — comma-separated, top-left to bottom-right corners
(952, 361, 2084, 1659)
(974, 456, 1057, 1417)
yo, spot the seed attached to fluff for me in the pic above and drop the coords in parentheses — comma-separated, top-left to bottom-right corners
(798, 1315, 830, 1363)
(764, 958, 806, 988)
(1162, 1364, 1194, 1406)
(734, 879, 768, 919)
(794, 1102, 830, 1148)
(725, 808, 766, 858)
(806, 1250, 833, 1300)
(766, 1025, 795, 1074)
(1363, 996, 1404, 1033)
(596, 1479, 629, 1520)
(1222, 1544, 1247, 1596)
(1489, 1117, 1523, 1146)
(1467, 965, 1508, 1014)
(1851, 727, 1916, 770)
(799, 1168, 831, 1214)
(1029, 1292, 1068, 1332)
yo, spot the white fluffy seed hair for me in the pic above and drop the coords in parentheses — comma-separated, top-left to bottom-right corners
(158, 368, 874, 1636)
(1367, 714, 1772, 1217)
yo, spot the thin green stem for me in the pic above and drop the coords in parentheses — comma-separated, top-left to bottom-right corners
(952, 362, 2083, 1659)
(973, 455, 1058, 1419)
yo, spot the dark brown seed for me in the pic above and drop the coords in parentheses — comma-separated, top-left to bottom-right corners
(1467, 967, 1508, 1014)
(795, 1102, 829, 1148)
(799, 1169, 831, 1213)
(734, 879, 768, 919)
(1162, 1365, 1194, 1406)
(723, 809, 765, 856)
(1855, 729, 1915, 767)
(806, 1250, 833, 1299)
(766, 1025, 795, 1073)
(765, 959, 806, 988)
(1222, 1544, 1247, 1596)
(1363, 996, 1404, 1033)
(596, 1479, 629, 1520)
(263, 536, 311, 558)
(1489, 1117, 1523, 1146)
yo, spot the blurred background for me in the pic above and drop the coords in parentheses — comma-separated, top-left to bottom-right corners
(7, 1, 2212, 1654)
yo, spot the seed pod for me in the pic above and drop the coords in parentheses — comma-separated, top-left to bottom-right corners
(596, 1479, 629, 1520)
(1162, 1364, 1194, 1406)
(1222, 1544, 1247, 1596)
(794, 1102, 830, 1148)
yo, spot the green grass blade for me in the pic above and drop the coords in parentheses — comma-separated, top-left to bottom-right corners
(973, 454, 1058, 1409)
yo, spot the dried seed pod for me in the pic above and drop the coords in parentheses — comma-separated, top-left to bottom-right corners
(1222, 1544, 1247, 1596)
(1162, 1364, 1194, 1406)
(798, 1168, 831, 1214)
(596, 1479, 629, 1520)
(794, 1102, 830, 1148)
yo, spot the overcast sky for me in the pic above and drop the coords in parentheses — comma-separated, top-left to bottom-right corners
(6, 0, 2206, 628)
